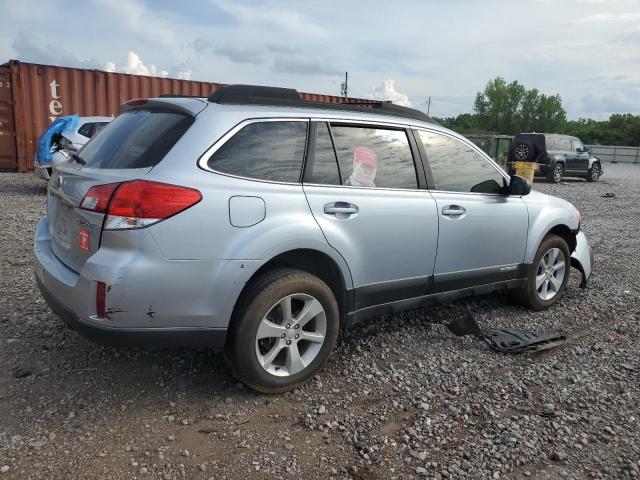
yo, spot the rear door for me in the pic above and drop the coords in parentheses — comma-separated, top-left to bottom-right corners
(47, 106, 195, 272)
(303, 121, 438, 311)
(416, 129, 528, 291)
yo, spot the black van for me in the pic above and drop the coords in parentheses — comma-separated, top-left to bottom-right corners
(507, 133, 603, 183)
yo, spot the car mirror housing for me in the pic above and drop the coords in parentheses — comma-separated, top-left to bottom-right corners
(509, 175, 531, 196)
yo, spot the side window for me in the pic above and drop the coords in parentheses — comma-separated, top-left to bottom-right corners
(418, 130, 505, 194)
(306, 123, 341, 185)
(545, 136, 557, 151)
(93, 122, 110, 137)
(571, 138, 584, 151)
(559, 138, 572, 151)
(77, 123, 94, 138)
(330, 125, 417, 189)
(208, 121, 307, 183)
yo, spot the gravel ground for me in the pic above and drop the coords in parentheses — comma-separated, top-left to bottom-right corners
(1, 164, 639, 480)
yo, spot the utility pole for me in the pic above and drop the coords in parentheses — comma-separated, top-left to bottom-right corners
(426, 96, 431, 116)
(340, 71, 349, 98)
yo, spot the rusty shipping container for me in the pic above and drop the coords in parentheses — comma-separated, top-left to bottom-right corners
(0, 60, 375, 172)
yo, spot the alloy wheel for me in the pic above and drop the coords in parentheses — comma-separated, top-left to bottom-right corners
(554, 165, 563, 183)
(255, 293, 327, 377)
(535, 248, 566, 301)
(590, 164, 600, 181)
(514, 144, 529, 161)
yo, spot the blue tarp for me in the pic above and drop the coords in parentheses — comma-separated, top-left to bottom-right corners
(35, 115, 79, 165)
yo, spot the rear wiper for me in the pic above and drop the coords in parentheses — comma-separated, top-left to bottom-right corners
(71, 152, 86, 165)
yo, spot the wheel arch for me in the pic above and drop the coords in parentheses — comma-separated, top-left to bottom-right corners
(525, 221, 578, 264)
(228, 248, 351, 339)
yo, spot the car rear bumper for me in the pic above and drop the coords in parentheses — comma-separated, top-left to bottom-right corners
(34, 217, 229, 349)
(570, 231, 593, 288)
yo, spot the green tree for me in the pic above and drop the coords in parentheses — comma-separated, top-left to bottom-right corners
(473, 77, 566, 134)
(565, 114, 640, 146)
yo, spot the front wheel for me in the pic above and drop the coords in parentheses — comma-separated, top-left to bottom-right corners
(225, 269, 340, 393)
(514, 234, 571, 310)
(586, 162, 601, 182)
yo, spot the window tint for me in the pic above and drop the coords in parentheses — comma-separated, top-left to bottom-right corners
(330, 125, 417, 189)
(306, 123, 341, 185)
(208, 121, 307, 183)
(81, 110, 193, 169)
(77, 122, 94, 138)
(571, 138, 584, 151)
(93, 122, 110, 137)
(556, 137, 571, 150)
(418, 130, 505, 194)
(545, 136, 557, 150)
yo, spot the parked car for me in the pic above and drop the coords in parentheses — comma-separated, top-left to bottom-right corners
(34, 116, 112, 180)
(507, 133, 603, 183)
(34, 85, 593, 393)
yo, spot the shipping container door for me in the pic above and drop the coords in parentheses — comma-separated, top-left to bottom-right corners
(0, 68, 18, 170)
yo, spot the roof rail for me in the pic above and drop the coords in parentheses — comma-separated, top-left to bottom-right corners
(207, 84, 434, 123)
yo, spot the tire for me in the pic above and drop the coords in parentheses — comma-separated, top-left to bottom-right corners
(586, 162, 601, 182)
(225, 268, 340, 393)
(514, 234, 571, 311)
(510, 141, 536, 162)
(548, 163, 564, 183)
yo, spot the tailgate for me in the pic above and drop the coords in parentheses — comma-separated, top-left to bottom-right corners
(47, 164, 150, 272)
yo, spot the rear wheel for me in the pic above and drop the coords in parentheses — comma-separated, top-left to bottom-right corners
(586, 162, 601, 182)
(549, 163, 564, 183)
(225, 269, 340, 393)
(514, 234, 570, 310)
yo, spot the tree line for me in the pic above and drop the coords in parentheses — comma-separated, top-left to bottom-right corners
(433, 77, 640, 146)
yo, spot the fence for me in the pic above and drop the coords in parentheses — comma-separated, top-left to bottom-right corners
(587, 145, 640, 163)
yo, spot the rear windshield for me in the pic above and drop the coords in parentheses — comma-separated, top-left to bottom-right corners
(79, 110, 193, 169)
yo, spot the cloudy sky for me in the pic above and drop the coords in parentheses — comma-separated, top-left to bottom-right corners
(1, 0, 639, 119)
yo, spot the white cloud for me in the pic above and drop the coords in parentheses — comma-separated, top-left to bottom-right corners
(370, 80, 412, 107)
(92, 0, 177, 46)
(105, 51, 168, 76)
(11, 31, 101, 68)
(104, 51, 192, 80)
(215, 0, 327, 38)
(578, 12, 640, 22)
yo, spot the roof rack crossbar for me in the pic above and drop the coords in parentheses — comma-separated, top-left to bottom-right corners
(206, 85, 433, 123)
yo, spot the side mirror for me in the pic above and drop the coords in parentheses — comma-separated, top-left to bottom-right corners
(509, 175, 531, 196)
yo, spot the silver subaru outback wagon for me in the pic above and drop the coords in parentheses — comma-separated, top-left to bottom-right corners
(34, 85, 593, 392)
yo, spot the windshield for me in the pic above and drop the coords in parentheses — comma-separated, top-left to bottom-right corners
(80, 110, 193, 169)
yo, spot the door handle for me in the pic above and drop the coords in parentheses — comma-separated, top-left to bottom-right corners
(442, 205, 466, 216)
(324, 202, 359, 216)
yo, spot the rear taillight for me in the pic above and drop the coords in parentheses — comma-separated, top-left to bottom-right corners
(80, 180, 202, 230)
(80, 183, 120, 213)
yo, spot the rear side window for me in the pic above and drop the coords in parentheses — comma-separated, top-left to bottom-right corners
(208, 121, 307, 183)
(77, 122, 94, 138)
(94, 122, 109, 137)
(306, 123, 341, 185)
(80, 110, 193, 169)
(330, 125, 417, 189)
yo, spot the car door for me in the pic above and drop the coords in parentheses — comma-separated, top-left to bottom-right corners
(570, 138, 589, 173)
(415, 129, 529, 292)
(303, 121, 438, 311)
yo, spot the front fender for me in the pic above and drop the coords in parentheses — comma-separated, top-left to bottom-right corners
(523, 191, 580, 264)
